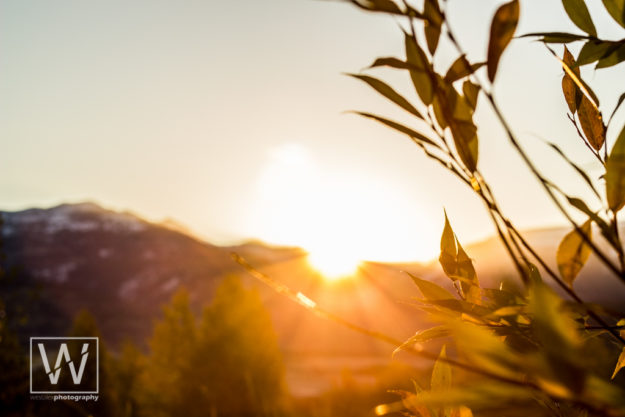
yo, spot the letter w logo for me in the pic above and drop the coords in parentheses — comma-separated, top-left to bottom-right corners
(38, 343, 89, 384)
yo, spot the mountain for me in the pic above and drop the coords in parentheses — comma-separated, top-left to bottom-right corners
(2, 202, 624, 395)
(0, 202, 427, 396)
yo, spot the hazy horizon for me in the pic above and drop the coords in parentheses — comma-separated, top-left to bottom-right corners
(3, 0, 625, 264)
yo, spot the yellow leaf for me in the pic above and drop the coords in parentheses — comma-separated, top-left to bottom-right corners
(611, 347, 625, 379)
(431, 345, 452, 391)
(577, 95, 606, 151)
(556, 219, 592, 286)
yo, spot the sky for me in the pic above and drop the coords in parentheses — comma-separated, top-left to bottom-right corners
(1, 0, 624, 264)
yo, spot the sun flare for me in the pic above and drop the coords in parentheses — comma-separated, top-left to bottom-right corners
(247, 144, 440, 279)
(306, 249, 362, 281)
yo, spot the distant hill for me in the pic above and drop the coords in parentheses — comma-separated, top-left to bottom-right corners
(2, 202, 624, 395)
(0, 202, 427, 395)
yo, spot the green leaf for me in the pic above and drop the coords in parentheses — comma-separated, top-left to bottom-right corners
(577, 40, 619, 66)
(405, 33, 434, 104)
(602, 0, 625, 28)
(606, 125, 625, 212)
(408, 273, 455, 301)
(556, 219, 592, 286)
(353, 112, 439, 148)
(561, 0, 597, 36)
(348, 74, 424, 119)
(423, 0, 443, 55)
(431, 345, 452, 391)
(444, 55, 485, 83)
(521, 31, 590, 43)
(487, 0, 520, 82)
(596, 42, 625, 68)
(577, 94, 606, 151)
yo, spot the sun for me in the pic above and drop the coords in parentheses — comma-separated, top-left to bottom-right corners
(306, 248, 362, 281)
(246, 143, 441, 281)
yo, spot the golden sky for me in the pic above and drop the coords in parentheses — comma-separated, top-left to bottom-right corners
(1, 0, 624, 265)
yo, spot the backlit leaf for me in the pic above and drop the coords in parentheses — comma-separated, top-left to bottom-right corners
(612, 347, 625, 379)
(448, 119, 479, 172)
(405, 33, 434, 104)
(556, 219, 592, 286)
(348, 74, 424, 119)
(487, 0, 520, 82)
(463, 81, 480, 110)
(431, 345, 452, 391)
(444, 55, 485, 83)
(606, 124, 625, 212)
(561, 0, 597, 36)
(423, 0, 443, 55)
(577, 94, 606, 150)
(562, 47, 582, 113)
(393, 326, 450, 357)
(602, 0, 625, 28)
(409, 273, 455, 301)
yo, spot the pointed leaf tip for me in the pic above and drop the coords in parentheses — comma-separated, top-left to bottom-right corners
(487, 0, 520, 82)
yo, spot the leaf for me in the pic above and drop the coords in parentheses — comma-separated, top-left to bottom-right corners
(562, 47, 582, 114)
(353, 112, 439, 148)
(520, 31, 590, 43)
(602, 0, 625, 28)
(555, 46, 601, 107)
(596, 42, 625, 68)
(463, 81, 480, 110)
(577, 94, 606, 150)
(405, 33, 434, 104)
(439, 211, 458, 277)
(556, 219, 592, 286)
(449, 119, 479, 172)
(606, 124, 625, 212)
(431, 345, 452, 391)
(393, 326, 450, 357)
(577, 40, 619, 66)
(487, 0, 520, 82)
(349, 0, 404, 14)
(608, 92, 625, 126)
(438, 212, 480, 301)
(423, 0, 443, 55)
(348, 74, 424, 119)
(409, 273, 455, 301)
(612, 347, 625, 379)
(561, 0, 597, 36)
(546, 141, 601, 199)
(369, 56, 412, 70)
(444, 56, 485, 83)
